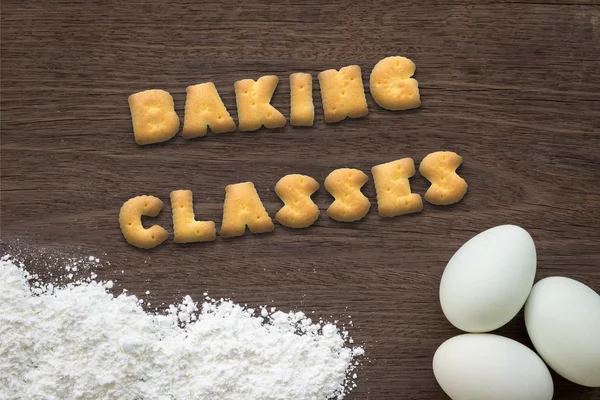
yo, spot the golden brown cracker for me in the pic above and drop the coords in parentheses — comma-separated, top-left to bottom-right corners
(372, 158, 423, 217)
(370, 56, 421, 111)
(170, 190, 216, 243)
(419, 151, 468, 205)
(317, 65, 369, 123)
(221, 182, 275, 238)
(119, 195, 169, 249)
(234, 75, 286, 131)
(290, 73, 314, 126)
(324, 168, 371, 222)
(275, 174, 320, 228)
(183, 82, 236, 138)
(128, 89, 180, 145)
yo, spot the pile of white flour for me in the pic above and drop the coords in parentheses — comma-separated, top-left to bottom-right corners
(0, 256, 363, 400)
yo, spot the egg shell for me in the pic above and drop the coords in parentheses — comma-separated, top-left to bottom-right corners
(433, 334, 554, 400)
(440, 225, 536, 332)
(525, 276, 600, 387)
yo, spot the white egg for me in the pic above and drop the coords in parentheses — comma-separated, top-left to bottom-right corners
(525, 277, 600, 387)
(440, 225, 537, 332)
(433, 334, 554, 400)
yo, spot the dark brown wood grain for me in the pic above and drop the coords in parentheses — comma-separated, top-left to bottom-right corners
(1, 0, 600, 398)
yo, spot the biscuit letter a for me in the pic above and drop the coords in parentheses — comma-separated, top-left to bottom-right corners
(372, 158, 422, 217)
(128, 90, 180, 145)
(183, 83, 236, 138)
(318, 65, 368, 123)
(275, 174, 320, 228)
(324, 168, 371, 222)
(234, 76, 286, 131)
(419, 151, 468, 205)
(171, 190, 216, 243)
(221, 182, 275, 238)
(370, 56, 421, 110)
(119, 195, 169, 249)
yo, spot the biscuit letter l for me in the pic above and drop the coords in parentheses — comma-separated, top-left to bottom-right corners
(119, 195, 169, 249)
(170, 190, 216, 243)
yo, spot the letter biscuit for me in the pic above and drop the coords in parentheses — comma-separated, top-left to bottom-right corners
(290, 73, 314, 126)
(170, 190, 216, 243)
(419, 151, 468, 205)
(221, 182, 275, 238)
(318, 65, 369, 123)
(324, 168, 371, 222)
(371, 158, 423, 217)
(183, 82, 236, 138)
(119, 195, 169, 249)
(234, 75, 286, 131)
(370, 56, 421, 111)
(128, 89, 180, 145)
(275, 174, 320, 228)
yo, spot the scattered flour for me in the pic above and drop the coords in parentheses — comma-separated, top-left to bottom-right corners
(0, 256, 363, 400)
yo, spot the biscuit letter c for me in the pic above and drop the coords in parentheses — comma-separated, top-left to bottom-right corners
(119, 195, 169, 249)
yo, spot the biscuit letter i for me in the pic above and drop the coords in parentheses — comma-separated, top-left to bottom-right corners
(182, 82, 236, 138)
(419, 151, 468, 205)
(324, 168, 371, 222)
(170, 190, 216, 243)
(370, 56, 421, 110)
(119, 195, 169, 249)
(289, 73, 314, 126)
(372, 158, 422, 217)
(128, 89, 180, 145)
(234, 75, 286, 131)
(220, 182, 275, 238)
(275, 174, 320, 228)
(318, 65, 369, 123)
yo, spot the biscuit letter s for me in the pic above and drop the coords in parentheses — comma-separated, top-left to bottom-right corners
(324, 168, 371, 222)
(419, 151, 468, 205)
(119, 195, 169, 249)
(275, 174, 320, 228)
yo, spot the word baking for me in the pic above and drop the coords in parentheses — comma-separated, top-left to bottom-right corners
(128, 56, 421, 145)
(119, 151, 467, 249)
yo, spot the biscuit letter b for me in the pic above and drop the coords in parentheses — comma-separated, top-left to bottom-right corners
(221, 182, 275, 238)
(119, 195, 169, 249)
(128, 90, 180, 145)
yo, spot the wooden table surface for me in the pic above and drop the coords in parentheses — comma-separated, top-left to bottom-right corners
(1, 1, 599, 399)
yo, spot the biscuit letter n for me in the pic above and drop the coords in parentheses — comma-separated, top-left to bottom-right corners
(370, 56, 421, 110)
(221, 182, 275, 238)
(119, 195, 169, 249)
(419, 151, 468, 205)
(128, 89, 180, 145)
(324, 168, 371, 222)
(372, 158, 423, 217)
(183, 82, 236, 138)
(275, 174, 320, 228)
(317, 65, 368, 123)
(170, 190, 216, 243)
(234, 75, 286, 131)
(290, 73, 314, 126)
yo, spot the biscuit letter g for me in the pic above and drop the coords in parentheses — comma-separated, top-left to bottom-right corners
(128, 90, 180, 145)
(318, 65, 369, 123)
(290, 73, 314, 126)
(119, 195, 169, 249)
(419, 151, 468, 205)
(221, 182, 275, 238)
(234, 75, 286, 131)
(183, 82, 236, 138)
(170, 190, 216, 243)
(324, 168, 371, 222)
(370, 56, 420, 111)
(372, 158, 423, 217)
(275, 174, 320, 228)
